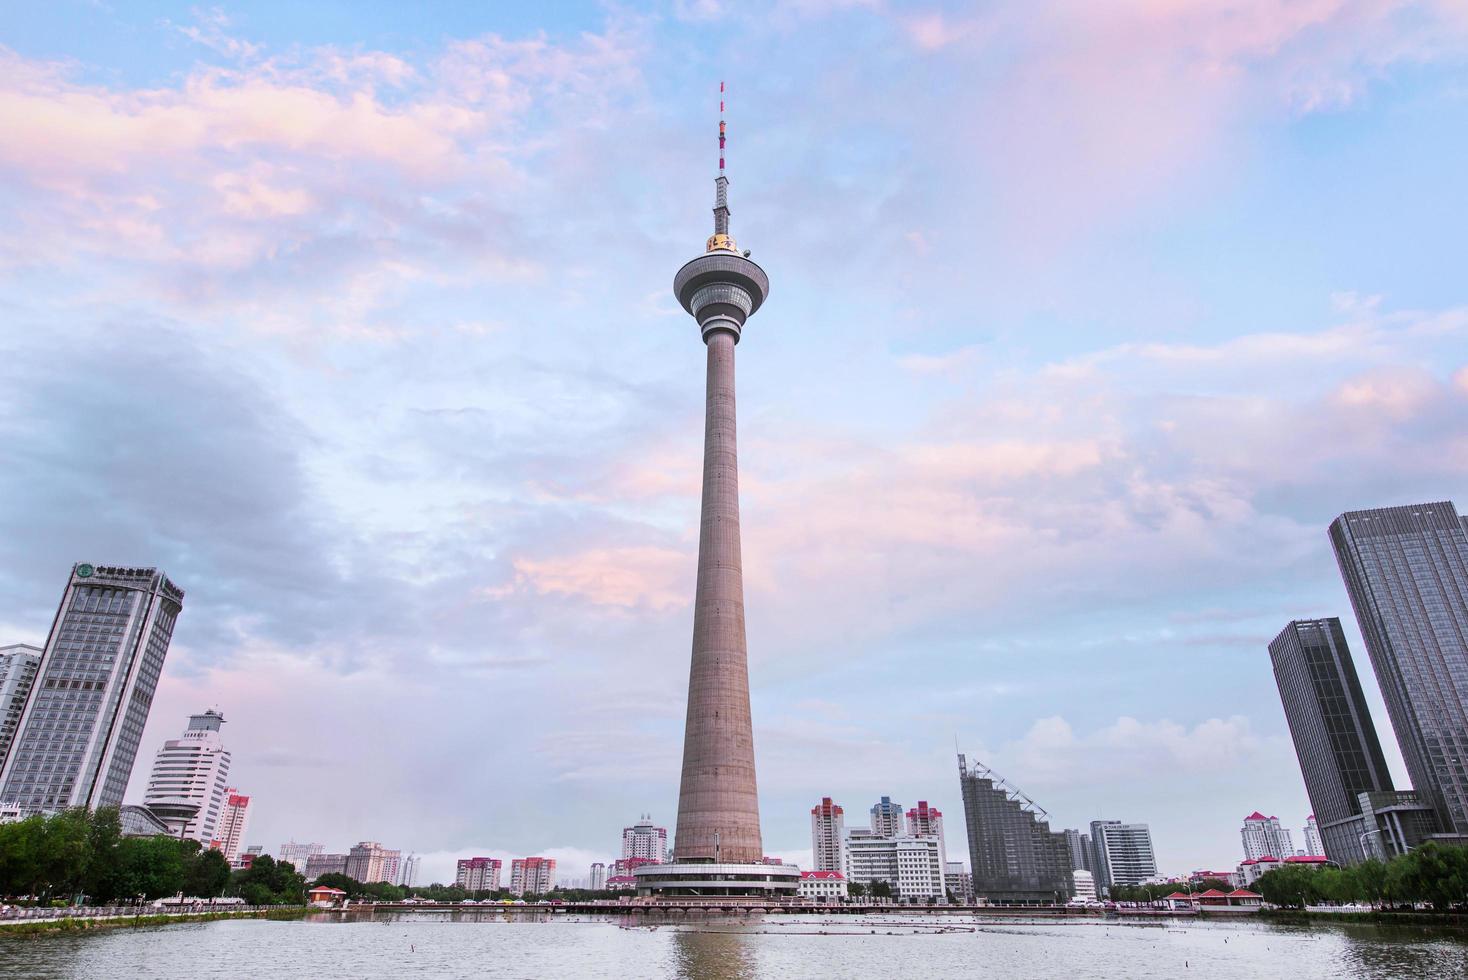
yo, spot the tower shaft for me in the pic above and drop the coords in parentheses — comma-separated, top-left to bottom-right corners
(672, 328, 763, 863)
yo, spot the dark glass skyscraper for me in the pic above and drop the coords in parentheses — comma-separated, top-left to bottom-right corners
(0, 564, 184, 813)
(957, 755, 1072, 903)
(1268, 618, 1395, 863)
(1330, 501, 1468, 838)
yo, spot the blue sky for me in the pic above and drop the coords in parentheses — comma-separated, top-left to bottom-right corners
(1, 1, 1467, 884)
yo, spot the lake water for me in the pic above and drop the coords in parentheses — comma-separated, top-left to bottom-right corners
(2, 912, 1465, 978)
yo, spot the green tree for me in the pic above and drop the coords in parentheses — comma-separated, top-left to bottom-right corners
(81, 807, 123, 903)
(184, 848, 232, 898)
(869, 880, 893, 899)
(1353, 858, 1387, 907)
(0, 814, 46, 899)
(40, 808, 91, 899)
(229, 854, 306, 905)
(847, 881, 867, 899)
(114, 836, 187, 900)
(1255, 864, 1314, 909)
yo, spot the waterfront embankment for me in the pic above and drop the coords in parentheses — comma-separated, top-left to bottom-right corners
(0, 905, 305, 935)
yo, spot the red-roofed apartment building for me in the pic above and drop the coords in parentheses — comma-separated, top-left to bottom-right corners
(1240, 812, 1294, 862)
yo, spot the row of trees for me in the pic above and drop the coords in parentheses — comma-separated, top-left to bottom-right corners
(1109, 878, 1235, 904)
(0, 808, 303, 905)
(1254, 843, 1468, 911)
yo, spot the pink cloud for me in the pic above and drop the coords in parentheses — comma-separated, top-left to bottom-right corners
(488, 545, 692, 612)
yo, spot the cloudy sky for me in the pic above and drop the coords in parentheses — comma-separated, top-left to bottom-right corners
(2, 1, 1467, 885)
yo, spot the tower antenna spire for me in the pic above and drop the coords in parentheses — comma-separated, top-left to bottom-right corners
(708, 80, 735, 253)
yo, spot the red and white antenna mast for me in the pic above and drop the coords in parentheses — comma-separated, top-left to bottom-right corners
(709, 81, 734, 251)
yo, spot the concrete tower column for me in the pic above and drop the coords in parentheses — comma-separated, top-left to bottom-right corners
(673, 324, 762, 863)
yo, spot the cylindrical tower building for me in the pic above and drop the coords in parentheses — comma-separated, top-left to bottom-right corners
(635, 102, 798, 900)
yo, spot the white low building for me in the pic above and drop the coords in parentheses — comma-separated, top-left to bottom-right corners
(799, 870, 848, 900)
(1072, 869, 1097, 902)
(845, 834, 946, 902)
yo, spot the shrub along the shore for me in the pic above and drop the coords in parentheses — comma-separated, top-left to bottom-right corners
(0, 808, 304, 905)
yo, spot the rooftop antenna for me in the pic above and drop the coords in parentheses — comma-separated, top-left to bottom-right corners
(708, 81, 737, 254)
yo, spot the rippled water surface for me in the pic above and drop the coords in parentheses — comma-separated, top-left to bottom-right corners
(3, 912, 1466, 979)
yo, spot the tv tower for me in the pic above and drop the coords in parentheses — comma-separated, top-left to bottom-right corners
(636, 83, 795, 899)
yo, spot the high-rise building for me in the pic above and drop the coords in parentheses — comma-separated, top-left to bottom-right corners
(1063, 828, 1092, 874)
(345, 841, 401, 884)
(621, 814, 668, 862)
(957, 755, 1072, 903)
(398, 854, 419, 887)
(844, 835, 946, 901)
(906, 800, 946, 866)
(1331, 502, 1468, 838)
(279, 841, 324, 871)
(1090, 821, 1158, 892)
(0, 565, 184, 813)
(213, 790, 250, 864)
(1239, 812, 1293, 861)
(1303, 816, 1324, 857)
(589, 862, 606, 891)
(304, 853, 348, 880)
(633, 100, 797, 901)
(457, 857, 502, 892)
(870, 796, 904, 837)
(142, 709, 233, 843)
(811, 797, 846, 873)
(1268, 618, 1396, 865)
(0, 644, 41, 770)
(510, 856, 555, 895)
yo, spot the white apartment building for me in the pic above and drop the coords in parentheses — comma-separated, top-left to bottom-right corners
(457, 857, 502, 892)
(811, 797, 846, 873)
(1240, 812, 1294, 860)
(906, 800, 946, 866)
(798, 870, 848, 900)
(0, 644, 42, 771)
(214, 790, 250, 864)
(510, 857, 556, 895)
(1303, 815, 1324, 856)
(590, 862, 606, 891)
(845, 834, 946, 902)
(1072, 869, 1097, 902)
(870, 796, 904, 837)
(142, 709, 232, 843)
(279, 841, 324, 870)
(346, 841, 401, 884)
(622, 814, 668, 862)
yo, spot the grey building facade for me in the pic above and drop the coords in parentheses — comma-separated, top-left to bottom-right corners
(0, 644, 42, 771)
(957, 755, 1072, 903)
(1330, 502, 1468, 837)
(1268, 618, 1396, 864)
(0, 564, 184, 813)
(1063, 828, 1092, 874)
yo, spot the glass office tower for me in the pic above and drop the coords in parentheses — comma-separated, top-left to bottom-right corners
(0, 564, 184, 813)
(1331, 502, 1468, 838)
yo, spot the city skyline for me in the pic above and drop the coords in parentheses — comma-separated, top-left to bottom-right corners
(2, 2, 1468, 886)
